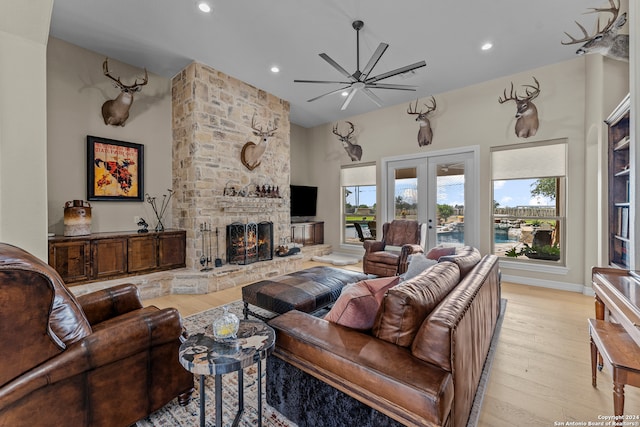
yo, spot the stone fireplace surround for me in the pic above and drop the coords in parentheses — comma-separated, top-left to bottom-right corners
(70, 62, 333, 300)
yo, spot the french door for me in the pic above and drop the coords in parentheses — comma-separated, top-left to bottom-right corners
(383, 148, 479, 251)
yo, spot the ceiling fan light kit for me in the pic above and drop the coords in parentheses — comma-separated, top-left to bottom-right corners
(294, 20, 426, 110)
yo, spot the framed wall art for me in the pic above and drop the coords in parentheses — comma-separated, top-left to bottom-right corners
(87, 135, 144, 201)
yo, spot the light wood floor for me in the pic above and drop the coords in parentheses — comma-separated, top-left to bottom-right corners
(144, 261, 640, 426)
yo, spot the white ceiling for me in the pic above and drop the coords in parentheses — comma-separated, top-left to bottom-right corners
(49, 0, 614, 128)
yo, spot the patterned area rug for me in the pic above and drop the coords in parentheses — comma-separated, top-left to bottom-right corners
(136, 299, 506, 427)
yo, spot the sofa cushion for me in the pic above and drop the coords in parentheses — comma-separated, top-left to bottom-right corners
(438, 246, 481, 277)
(372, 261, 460, 347)
(325, 276, 399, 330)
(401, 253, 437, 281)
(425, 245, 456, 260)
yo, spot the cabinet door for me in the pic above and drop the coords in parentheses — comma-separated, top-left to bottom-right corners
(92, 238, 127, 279)
(128, 235, 158, 272)
(48, 240, 91, 284)
(313, 222, 324, 244)
(158, 231, 186, 268)
(303, 224, 315, 246)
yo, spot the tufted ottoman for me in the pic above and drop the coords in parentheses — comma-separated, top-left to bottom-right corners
(242, 266, 370, 321)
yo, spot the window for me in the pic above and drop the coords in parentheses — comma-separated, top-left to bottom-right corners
(491, 140, 566, 264)
(341, 164, 376, 245)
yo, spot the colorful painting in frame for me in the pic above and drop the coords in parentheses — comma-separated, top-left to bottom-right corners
(87, 135, 144, 201)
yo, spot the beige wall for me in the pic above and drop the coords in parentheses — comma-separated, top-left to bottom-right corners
(292, 57, 629, 290)
(47, 37, 173, 236)
(0, 2, 52, 259)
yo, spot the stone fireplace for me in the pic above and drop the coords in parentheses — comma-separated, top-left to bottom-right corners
(171, 62, 291, 271)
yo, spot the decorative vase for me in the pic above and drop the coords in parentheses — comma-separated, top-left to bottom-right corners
(212, 306, 239, 341)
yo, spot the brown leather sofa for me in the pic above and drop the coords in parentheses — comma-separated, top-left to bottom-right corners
(362, 219, 423, 276)
(0, 243, 194, 427)
(267, 247, 501, 427)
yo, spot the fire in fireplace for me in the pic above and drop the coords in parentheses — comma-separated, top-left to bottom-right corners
(226, 221, 273, 265)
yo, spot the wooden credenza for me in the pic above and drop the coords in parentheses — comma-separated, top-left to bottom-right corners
(291, 221, 324, 246)
(48, 229, 186, 285)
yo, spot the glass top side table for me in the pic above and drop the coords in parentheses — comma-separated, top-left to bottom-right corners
(179, 319, 275, 427)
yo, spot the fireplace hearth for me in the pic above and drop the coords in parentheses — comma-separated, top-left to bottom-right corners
(226, 221, 273, 265)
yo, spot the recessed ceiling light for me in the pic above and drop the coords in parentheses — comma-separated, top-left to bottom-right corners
(341, 91, 349, 97)
(481, 42, 493, 51)
(270, 66, 280, 73)
(197, 1, 212, 13)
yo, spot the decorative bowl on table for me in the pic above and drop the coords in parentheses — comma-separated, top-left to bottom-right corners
(212, 306, 240, 341)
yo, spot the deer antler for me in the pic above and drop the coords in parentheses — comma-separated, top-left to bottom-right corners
(521, 77, 540, 101)
(407, 97, 437, 115)
(332, 121, 355, 140)
(499, 77, 540, 103)
(498, 82, 517, 104)
(562, 0, 620, 45)
(103, 58, 148, 92)
(251, 114, 278, 136)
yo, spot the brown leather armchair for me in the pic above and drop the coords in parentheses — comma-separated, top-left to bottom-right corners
(362, 220, 423, 277)
(0, 243, 193, 427)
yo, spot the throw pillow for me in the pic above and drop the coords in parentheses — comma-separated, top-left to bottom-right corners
(325, 276, 399, 331)
(402, 253, 437, 281)
(425, 245, 456, 261)
(372, 261, 460, 347)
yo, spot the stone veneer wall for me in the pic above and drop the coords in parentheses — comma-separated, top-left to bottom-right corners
(171, 62, 291, 271)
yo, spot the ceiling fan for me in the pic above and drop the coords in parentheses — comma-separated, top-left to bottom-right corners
(294, 20, 427, 111)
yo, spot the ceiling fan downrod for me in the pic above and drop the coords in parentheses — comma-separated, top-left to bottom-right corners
(353, 20, 364, 76)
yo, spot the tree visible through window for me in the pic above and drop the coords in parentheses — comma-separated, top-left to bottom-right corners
(491, 141, 566, 264)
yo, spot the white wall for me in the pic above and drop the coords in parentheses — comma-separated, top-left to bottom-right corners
(0, 2, 53, 259)
(292, 57, 629, 291)
(47, 37, 174, 235)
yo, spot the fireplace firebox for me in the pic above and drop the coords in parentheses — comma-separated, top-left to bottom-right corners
(226, 221, 273, 265)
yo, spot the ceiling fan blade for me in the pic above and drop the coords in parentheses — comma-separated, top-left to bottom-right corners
(362, 88, 383, 107)
(340, 88, 358, 110)
(294, 79, 353, 84)
(307, 86, 351, 103)
(360, 43, 388, 79)
(366, 60, 426, 84)
(319, 53, 355, 80)
(367, 83, 418, 90)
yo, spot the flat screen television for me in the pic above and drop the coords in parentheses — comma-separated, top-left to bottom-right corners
(290, 185, 317, 218)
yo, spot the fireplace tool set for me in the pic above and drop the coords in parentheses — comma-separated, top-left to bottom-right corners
(200, 223, 223, 271)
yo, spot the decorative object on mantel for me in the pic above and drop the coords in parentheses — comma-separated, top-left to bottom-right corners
(63, 200, 91, 236)
(498, 77, 541, 139)
(561, 0, 628, 62)
(101, 58, 148, 126)
(223, 181, 281, 198)
(145, 189, 173, 232)
(241, 114, 278, 171)
(407, 97, 437, 146)
(136, 217, 149, 233)
(332, 121, 362, 161)
(199, 222, 213, 271)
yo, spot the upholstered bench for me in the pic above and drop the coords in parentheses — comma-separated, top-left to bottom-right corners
(242, 266, 370, 321)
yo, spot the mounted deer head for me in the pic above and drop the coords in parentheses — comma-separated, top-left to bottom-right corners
(101, 58, 148, 126)
(562, 0, 628, 62)
(407, 96, 436, 147)
(332, 121, 362, 162)
(498, 77, 541, 139)
(241, 114, 278, 170)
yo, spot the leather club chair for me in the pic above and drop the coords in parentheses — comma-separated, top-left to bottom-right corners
(0, 243, 194, 427)
(362, 219, 423, 277)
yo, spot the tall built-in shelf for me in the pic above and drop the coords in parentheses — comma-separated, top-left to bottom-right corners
(606, 94, 631, 268)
